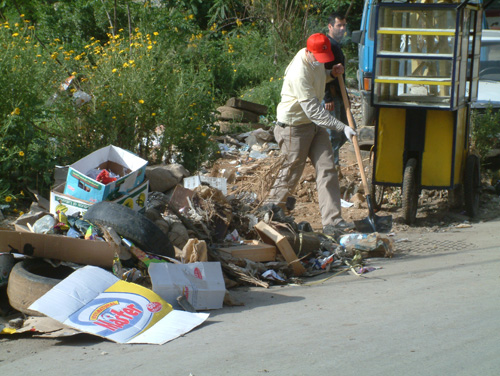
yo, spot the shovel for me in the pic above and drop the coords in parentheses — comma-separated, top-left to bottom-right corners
(337, 75, 392, 233)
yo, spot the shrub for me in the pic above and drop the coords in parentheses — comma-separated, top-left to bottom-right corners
(471, 106, 500, 161)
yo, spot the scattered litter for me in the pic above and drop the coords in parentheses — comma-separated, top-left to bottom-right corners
(341, 199, 354, 208)
(262, 270, 285, 282)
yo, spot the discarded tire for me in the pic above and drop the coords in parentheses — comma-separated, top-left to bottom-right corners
(402, 158, 419, 225)
(464, 154, 481, 217)
(7, 259, 75, 316)
(84, 201, 175, 258)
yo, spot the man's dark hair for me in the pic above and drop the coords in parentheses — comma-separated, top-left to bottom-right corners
(328, 12, 346, 26)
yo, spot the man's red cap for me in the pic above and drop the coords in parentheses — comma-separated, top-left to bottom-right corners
(306, 33, 334, 63)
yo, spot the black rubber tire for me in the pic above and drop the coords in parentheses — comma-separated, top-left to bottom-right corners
(370, 183, 385, 211)
(7, 259, 75, 316)
(84, 201, 175, 258)
(367, 152, 385, 211)
(361, 93, 376, 127)
(402, 158, 419, 225)
(464, 154, 481, 217)
(448, 185, 463, 209)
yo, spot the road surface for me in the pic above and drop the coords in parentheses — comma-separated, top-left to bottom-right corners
(1, 219, 499, 376)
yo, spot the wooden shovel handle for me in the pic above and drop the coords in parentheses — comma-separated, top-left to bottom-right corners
(337, 74, 371, 196)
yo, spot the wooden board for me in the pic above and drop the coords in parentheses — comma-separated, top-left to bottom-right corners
(217, 240, 276, 262)
(254, 221, 306, 276)
(225, 97, 268, 115)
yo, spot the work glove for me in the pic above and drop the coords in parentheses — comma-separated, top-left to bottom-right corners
(344, 126, 357, 142)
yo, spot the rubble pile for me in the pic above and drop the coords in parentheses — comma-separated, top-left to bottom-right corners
(0, 98, 397, 344)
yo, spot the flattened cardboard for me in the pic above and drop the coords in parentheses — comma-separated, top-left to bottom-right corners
(0, 230, 115, 267)
(29, 266, 209, 345)
(217, 240, 276, 262)
(64, 145, 147, 203)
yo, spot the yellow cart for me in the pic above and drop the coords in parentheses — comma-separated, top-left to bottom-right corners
(370, 0, 483, 224)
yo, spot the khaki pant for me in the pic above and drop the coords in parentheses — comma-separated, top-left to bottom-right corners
(266, 123, 342, 227)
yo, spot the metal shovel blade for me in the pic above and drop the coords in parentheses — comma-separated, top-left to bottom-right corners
(353, 195, 393, 233)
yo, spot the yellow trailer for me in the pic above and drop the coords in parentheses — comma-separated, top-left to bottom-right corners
(370, 0, 482, 224)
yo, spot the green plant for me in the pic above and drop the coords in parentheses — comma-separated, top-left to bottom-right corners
(0, 0, 357, 209)
(471, 106, 500, 161)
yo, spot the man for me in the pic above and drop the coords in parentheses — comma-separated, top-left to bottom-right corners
(323, 12, 349, 168)
(265, 33, 356, 233)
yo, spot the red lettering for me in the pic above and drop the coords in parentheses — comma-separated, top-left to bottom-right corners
(94, 320, 120, 331)
(93, 304, 142, 332)
(109, 317, 129, 327)
(123, 304, 142, 316)
(110, 309, 134, 320)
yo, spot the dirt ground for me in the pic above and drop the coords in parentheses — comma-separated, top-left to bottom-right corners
(211, 91, 500, 235)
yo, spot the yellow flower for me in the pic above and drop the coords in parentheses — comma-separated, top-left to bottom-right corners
(20, 191, 24, 196)
(152, 113, 156, 116)
(5, 196, 12, 203)
(153, 32, 159, 36)
(112, 68, 117, 73)
(11, 108, 20, 115)
(147, 45, 152, 50)
(236, 19, 242, 27)
(123, 62, 129, 68)
(19, 151, 24, 157)
(201, 132, 207, 137)
(19, 211, 24, 216)
(112, 116, 116, 119)
(270, 77, 274, 82)
(139, 99, 144, 104)
(12, 32, 19, 37)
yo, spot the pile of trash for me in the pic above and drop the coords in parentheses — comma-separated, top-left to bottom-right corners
(0, 104, 395, 345)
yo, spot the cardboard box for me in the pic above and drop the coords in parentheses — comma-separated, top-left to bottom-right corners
(183, 176, 227, 195)
(0, 229, 116, 267)
(217, 240, 276, 262)
(51, 179, 149, 216)
(64, 145, 147, 203)
(149, 262, 226, 310)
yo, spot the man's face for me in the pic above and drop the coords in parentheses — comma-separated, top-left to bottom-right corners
(329, 18, 347, 42)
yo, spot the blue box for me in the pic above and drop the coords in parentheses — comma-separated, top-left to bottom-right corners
(64, 145, 147, 203)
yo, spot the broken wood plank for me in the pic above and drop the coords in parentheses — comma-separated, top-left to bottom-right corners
(254, 221, 306, 276)
(225, 97, 268, 115)
(217, 240, 277, 262)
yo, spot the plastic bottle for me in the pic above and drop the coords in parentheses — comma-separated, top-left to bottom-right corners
(32, 215, 57, 234)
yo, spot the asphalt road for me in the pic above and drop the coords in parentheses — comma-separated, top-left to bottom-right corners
(1, 219, 499, 376)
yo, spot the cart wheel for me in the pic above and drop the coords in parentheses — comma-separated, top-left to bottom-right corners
(402, 158, 419, 225)
(367, 153, 385, 211)
(448, 185, 463, 209)
(464, 154, 481, 217)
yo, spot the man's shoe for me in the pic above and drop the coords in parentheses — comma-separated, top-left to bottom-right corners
(334, 220, 355, 230)
(323, 220, 354, 235)
(322, 224, 339, 236)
